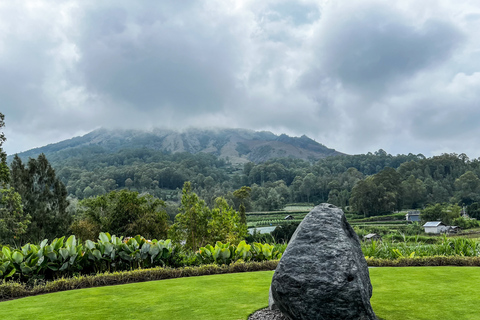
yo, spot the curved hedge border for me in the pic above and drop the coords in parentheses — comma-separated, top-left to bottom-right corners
(0, 260, 279, 302)
(4, 255, 480, 302)
(366, 256, 480, 267)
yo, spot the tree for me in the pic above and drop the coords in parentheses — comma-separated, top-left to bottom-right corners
(0, 184, 30, 245)
(421, 203, 461, 225)
(454, 171, 480, 205)
(10, 154, 71, 242)
(0, 113, 30, 245)
(0, 113, 9, 185)
(77, 189, 168, 240)
(171, 182, 248, 250)
(350, 167, 402, 216)
(208, 197, 247, 244)
(170, 182, 210, 250)
(301, 173, 316, 203)
(401, 175, 427, 209)
(233, 186, 251, 224)
(350, 177, 394, 216)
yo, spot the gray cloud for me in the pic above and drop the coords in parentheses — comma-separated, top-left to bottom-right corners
(305, 2, 464, 96)
(1, 0, 480, 159)
(75, 1, 244, 116)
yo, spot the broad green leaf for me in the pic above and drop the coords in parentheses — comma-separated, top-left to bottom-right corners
(0, 261, 10, 272)
(67, 244, 76, 256)
(22, 244, 31, 256)
(40, 239, 48, 249)
(140, 243, 150, 254)
(149, 245, 160, 259)
(50, 238, 58, 250)
(99, 232, 109, 243)
(54, 236, 65, 251)
(2, 247, 11, 260)
(127, 238, 139, 250)
(46, 251, 58, 262)
(212, 247, 220, 261)
(59, 248, 69, 260)
(219, 248, 231, 261)
(20, 263, 33, 274)
(66, 235, 76, 247)
(69, 254, 77, 265)
(47, 264, 59, 271)
(104, 243, 113, 256)
(36, 250, 45, 259)
(12, 251, 24, 264)
(59, 262, 69, 271)
(26, 256, 39, 267)
(118, 251, 132, 261)
(92, 249, 102, 260)
(5, 267, 16, 278)
(85, 240, 95, 250)
(122, 243, 133, 254)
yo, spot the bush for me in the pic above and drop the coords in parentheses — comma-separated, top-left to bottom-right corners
(452, 217, 480, 229)
(366, 256, 480, 267)
(0, 233, 286, 282)
(271, 222, 300, 243)
(0, 260, 279, 302)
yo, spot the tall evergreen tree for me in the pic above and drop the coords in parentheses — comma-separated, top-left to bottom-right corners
(11, 153, 70, 242)
(0, 113, 30, 245)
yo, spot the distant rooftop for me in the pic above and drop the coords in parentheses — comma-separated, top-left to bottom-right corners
(423, 221, 444, 227)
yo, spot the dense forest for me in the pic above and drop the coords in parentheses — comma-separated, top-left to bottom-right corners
(13, 145, 480, 217)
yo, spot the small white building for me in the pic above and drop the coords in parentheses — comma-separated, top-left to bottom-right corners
(406, 211, 421, 222)
(423, 221, 447, 234)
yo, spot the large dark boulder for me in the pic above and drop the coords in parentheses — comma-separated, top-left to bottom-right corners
(269, 203, 376, 320)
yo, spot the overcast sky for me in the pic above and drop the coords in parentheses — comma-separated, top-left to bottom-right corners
(1, 0, 480, 158)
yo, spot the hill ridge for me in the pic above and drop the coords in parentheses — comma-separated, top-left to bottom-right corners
(10, 127, 344, 164)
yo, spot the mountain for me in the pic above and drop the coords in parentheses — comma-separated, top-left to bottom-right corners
(11, 128, 343, 164)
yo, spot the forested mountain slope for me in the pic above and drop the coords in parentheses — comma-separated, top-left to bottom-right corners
(11, 127, 479, 217)
(12, 128, 342, 164)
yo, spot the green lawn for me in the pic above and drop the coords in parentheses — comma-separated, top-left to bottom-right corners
(1, 267, 480, 320)
(371, 267, 480, 320)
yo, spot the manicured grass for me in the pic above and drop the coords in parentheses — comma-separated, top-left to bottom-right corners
(2, 267, 480, 320)
(370, 267, 480, 320)
(0, 271, 273, 320)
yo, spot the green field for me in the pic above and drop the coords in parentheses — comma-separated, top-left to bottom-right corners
(2, 267, 480, 320)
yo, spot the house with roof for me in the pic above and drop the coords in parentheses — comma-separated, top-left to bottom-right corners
(406, 210, 421, 222)
(423, 221, 447, 234)
(446, 226, 462, 234)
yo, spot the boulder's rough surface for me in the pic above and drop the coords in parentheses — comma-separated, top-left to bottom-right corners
(269, 203, 376, 320)
(249, 308, 288, 320)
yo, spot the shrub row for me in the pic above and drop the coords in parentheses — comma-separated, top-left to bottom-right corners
(0, 234, 173, 282)
(3, 255, 480, 302)
(366, 256, 480, 267)
(0, 260, 279, 302)
(0, 233, 285, 283)
(362, 237, 480, 259)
